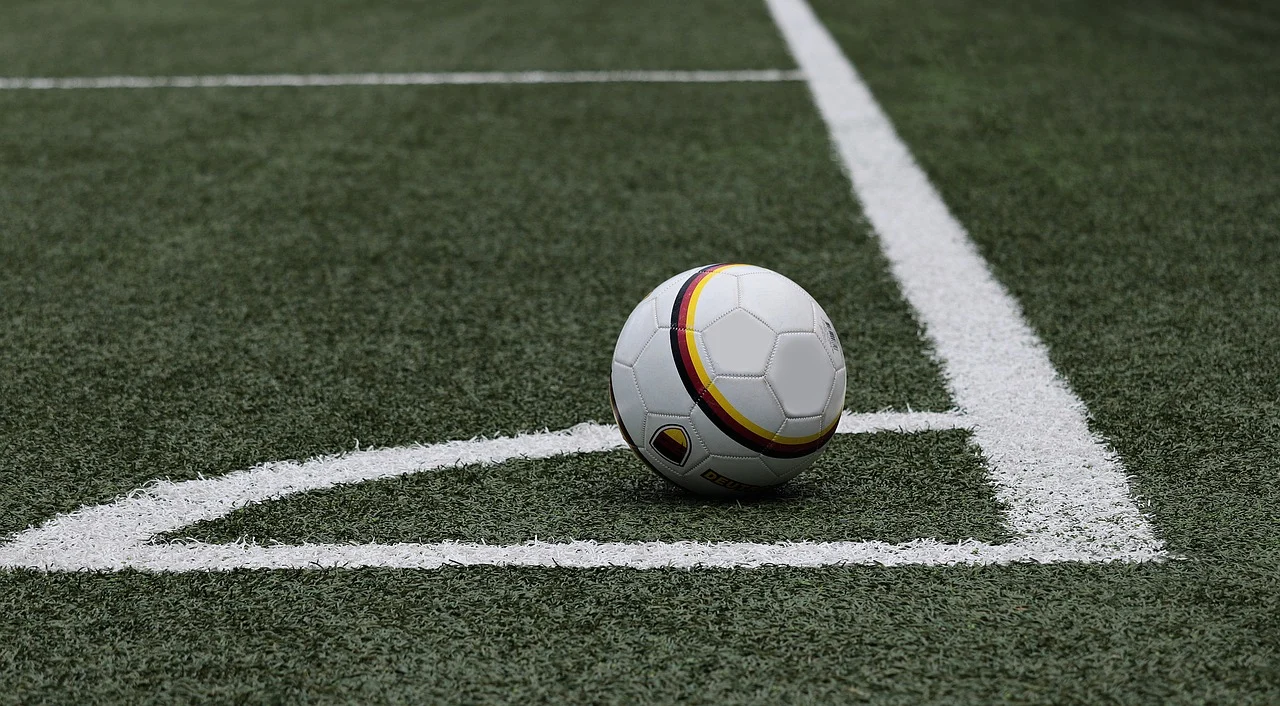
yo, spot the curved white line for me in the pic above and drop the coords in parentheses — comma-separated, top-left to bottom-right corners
(0, 413, 972, 571)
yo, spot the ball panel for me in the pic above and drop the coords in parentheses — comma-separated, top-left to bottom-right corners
(737, 270, 815, 333)
(811, 300, 845, 370)
(613, 298, 660, 368)
(760, 450, 821, 483)
(610, 363, 648, 442)
(650, 265, 707, 327)
(687, 270, 739, 331)
(710, 375, 786, 439)
(777, 414, 828, 440)
(689, 403, 752, 458)
(682, 454, 782, 495)
(767, 332, 838, 417)
(824, 369, 847, 426)
(701, 454, 779, 487)
(630, 332, 696, 417)
(688, 329, 718, 378)
(701, 309, 776, 376)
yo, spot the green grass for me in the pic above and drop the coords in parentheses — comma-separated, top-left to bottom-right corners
(0, 0, 794, 75)
(1, 565, 1276, 704)
(172, 431, 1009, 545)
(3, 0, 1280, 703)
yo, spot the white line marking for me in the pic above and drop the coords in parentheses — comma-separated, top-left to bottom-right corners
(765, 0, 1167, 561)
(0, 70, 804, 91)
(0, 413, 971, 571)
(835, 410, 965, 434)
(48, 538, 1160, 572)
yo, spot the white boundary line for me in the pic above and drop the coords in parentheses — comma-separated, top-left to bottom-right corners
(0, 70, 804, 90)
(53, 538, 1162, 572)
(765, 0, 1166, 561)
(0, 414, 971, 571)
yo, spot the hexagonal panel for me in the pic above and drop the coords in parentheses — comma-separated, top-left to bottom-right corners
(612, 298, 659, 367)
(767, 332, 837, 417)
(710, 374, 785, 440)
(631, 334, 696, 416)
(703, 309, 777, 376)
(737, 270, 815, 333)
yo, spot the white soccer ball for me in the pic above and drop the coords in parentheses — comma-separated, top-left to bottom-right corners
(610, 264, 846, 496)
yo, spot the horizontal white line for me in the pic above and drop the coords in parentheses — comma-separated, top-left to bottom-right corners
(836, 410, 967, 434)
(0, 70, 805, 90)
(31, 537, 1169, 572)
(0, 413, 977, 572)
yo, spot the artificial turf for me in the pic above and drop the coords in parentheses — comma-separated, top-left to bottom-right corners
(1, 564, 1276, 704)
(3, 0, 1280, 703)
(0, 0, 794, 75)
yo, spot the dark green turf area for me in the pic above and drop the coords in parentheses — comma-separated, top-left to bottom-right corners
(1, 565, 1276, 704)
(0, 0, 793, 75)
(172, 431, 1009, 545)
(0, 82, 949, 538)
(4, 0, 1280, 703)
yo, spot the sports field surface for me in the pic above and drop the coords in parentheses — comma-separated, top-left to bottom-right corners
(1, 0, 1277, 702)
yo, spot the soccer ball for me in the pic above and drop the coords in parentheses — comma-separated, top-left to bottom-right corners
(610, 264, 846, 496)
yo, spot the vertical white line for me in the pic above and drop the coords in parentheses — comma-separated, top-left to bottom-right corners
(764, 0, 1164, 557)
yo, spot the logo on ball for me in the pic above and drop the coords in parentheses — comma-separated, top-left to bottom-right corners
(650, 425, 691, 466)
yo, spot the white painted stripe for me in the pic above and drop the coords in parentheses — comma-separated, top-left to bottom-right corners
(835, 410, 966, 434)
(32, 538, 1159, 573)
(0, 70, 804, 91)
(765, 0, 1167, 560)
(0, 413, 968, 571)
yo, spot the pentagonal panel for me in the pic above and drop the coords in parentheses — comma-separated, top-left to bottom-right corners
(703, 309, 776, 376)
(737, 270, 815, 333)
(710, 374, 785, 440)
(631, 333, 695, 416)
(687, 270, 739, 331)
(767, 332, 837, 418)
(613, 298, 660, 367)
